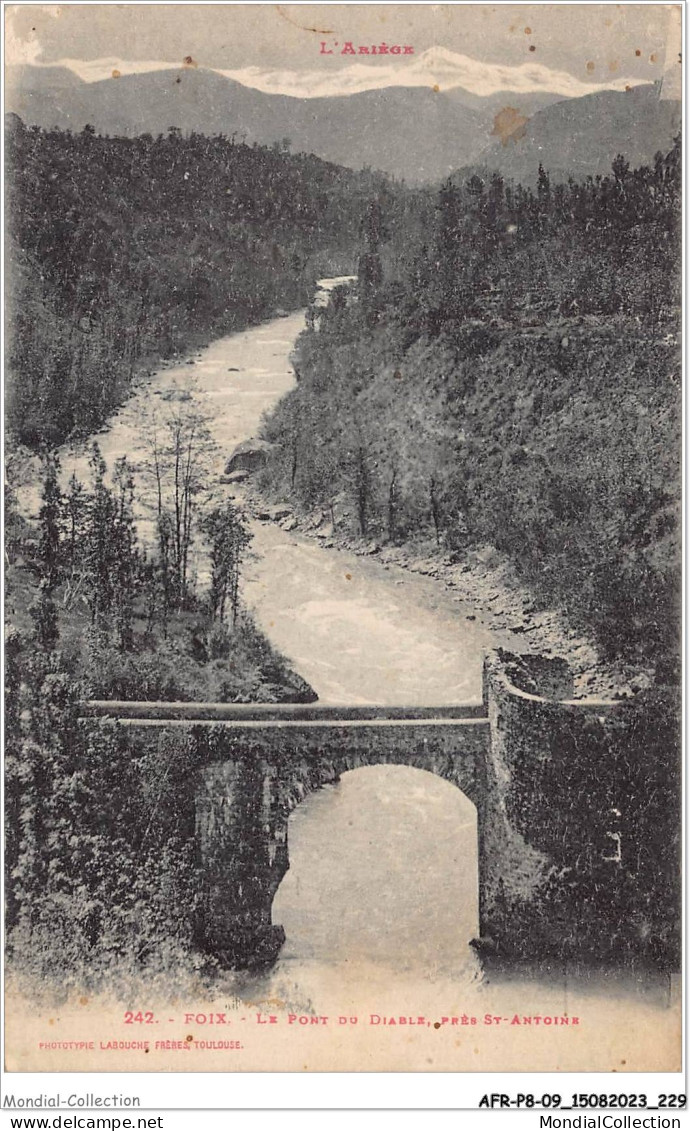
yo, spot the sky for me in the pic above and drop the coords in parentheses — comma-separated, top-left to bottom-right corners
(5, 3, 681, 98)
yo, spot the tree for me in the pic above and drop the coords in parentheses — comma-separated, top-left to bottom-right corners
(82, 444, 119, 629)
(4, 627, 24, 933)
(357, 198, 386, 325)
(37, 455, 63, 592)
(348, 437, 371, 537)
(537, 163, 551, 207)
(436, 179, 461, 271)
(62, 472, 87, 608)
(612, 154, 630, 186)
(140, 397, 218, 607)
(111, 456, 139, 650)
(29, 581, 59, 651)
(201, 502, 252, 625)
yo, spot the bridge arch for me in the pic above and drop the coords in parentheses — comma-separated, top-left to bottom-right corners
(192, 715, 490, 967)
(273, 763, 480, 971)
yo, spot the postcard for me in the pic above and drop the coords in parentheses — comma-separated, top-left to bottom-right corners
(3, 2, 682, 1075)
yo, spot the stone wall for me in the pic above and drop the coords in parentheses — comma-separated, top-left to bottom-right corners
(481, 650, 681, 967)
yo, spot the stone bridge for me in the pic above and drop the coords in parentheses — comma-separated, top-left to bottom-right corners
(81, 650, 680, 970)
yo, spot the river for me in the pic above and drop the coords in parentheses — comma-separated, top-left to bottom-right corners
(54, 278, 515, 707)
(42, 281, 677, 1071)
(51, 279, 499, 979)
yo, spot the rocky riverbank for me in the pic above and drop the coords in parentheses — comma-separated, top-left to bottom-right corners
(242, 489, 652, 702)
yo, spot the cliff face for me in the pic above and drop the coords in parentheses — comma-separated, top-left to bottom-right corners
(481, 652, 681, 967)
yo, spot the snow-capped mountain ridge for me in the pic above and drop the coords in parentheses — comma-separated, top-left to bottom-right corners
(26, 46, 645, 100)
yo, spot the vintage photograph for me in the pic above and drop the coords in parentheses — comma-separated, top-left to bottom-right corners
(3, 2, 683, 1074)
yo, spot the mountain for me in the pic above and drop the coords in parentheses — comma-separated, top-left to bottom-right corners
(443, 85, 562, 119)
(5, 63, 674, 185)
(466, 82, 681, 185)
(2, 63, 571, 182)
(7, 63, 84, 93)
(2, 64, 511, 181)
(221, 45, 641, 100)
(5, 64, 86, 133)
(27, 45, 645, 99)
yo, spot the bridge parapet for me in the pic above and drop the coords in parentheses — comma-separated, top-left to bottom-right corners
(80, 701, 487, 722)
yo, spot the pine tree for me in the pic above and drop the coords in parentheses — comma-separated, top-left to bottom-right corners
(37, 455, 63, 592)
(111, 457, 139, 650)
(63, 472, 87, 608)
(82, 444, 118, 630)
(435, 178, 464, 325)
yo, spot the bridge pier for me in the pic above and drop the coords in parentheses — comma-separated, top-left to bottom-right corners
(195, 758, 291, 966)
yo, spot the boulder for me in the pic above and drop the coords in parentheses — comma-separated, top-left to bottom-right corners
(225, 438, 275, 474)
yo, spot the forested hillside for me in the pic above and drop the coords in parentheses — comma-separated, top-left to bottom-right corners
(4, 113, 347, 983)
(5, 116, 380, 448)
(5, 437, 315, 988)
(260, 141, 681, 671)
